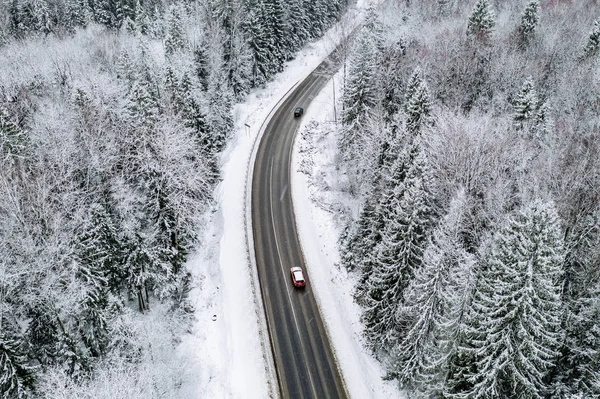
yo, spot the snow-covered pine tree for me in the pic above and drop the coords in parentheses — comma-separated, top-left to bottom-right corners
(361, 140, 433, 352)
(466, 200, 564, 399)
(212, 0, 253, 100)
(206, 68, 234, 157)
(226, 31, 253, 100)
(288, 0, 310, 51)
(340, 27, 379, 162)
(518, 1, 540, 48)
(177, 72, 210, 151)
(532, 101, 551, 142)
(0, 334, 34, 398)
(391, 189, 473, 395)
(548, 209, 600, 397)
(74, 258, 110, 358)
(405, 77, 433, 134)
(549, 280, 600, 398)
(303, 0, 327, 39)
(265, 0, 290, 67)
(26, 302, 60, 365)
(75, 202, 125, 290)
(164, 4, 186, 57)
(363, 5, 384, 51)
(404, 68, 423, 109)
(513, 76, 538, 131)
(582, 17, 600, 59)
(245, 0, 275, 87)
(381, 39, 407, 121)
(466, 0, 495, 42)
(0, 107, 28, 164)
(343, 180, 388, 277)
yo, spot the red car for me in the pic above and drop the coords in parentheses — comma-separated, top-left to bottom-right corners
(290, 267, 306, 287)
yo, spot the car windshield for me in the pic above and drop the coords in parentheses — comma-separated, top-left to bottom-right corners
(293, 270, 304, 282)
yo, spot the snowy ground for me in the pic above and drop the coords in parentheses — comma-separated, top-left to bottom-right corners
(176, 2, 403, 398)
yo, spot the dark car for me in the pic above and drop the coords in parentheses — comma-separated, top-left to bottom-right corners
(294, 107, 304, 117)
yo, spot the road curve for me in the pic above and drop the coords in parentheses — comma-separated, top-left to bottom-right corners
(251, 52, 348, 399)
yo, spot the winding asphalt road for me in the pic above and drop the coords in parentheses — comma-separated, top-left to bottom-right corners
(251, 51, 348, 399)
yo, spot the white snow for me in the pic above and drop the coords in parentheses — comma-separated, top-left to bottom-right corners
(176, 1, 403, 398)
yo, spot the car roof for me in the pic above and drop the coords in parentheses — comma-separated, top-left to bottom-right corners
(292, 270, 304, 281)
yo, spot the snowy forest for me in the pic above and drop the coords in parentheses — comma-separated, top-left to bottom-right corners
(0, 0, 348, 397)
(339, 1, 600, 398)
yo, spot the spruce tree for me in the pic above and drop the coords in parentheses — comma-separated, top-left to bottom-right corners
(381, 39, 407, 120)
(206, 68, 234, 156)
(164, 4, 186, 57)
(466, 200, 564, 399)
(513, 76, 538, 131)
(466, 0, 495, 42)
(363, 5, 384, 51)
(265, 0, 289, 67)
(532, 101, 551, 141)
(340, 27, 379, 162)
(361, 140, 433, 352)
(582, 17, 600, 59)
(0, 334, 34, 398)
(550, 281, 600, 398)
(405, 77, 433, 134)
(391, 189, 472, 395)
(342, 196, 379, 273)
(177, 72, 209, 144)
(518, 1, 540, 48)
(550, 210, 600, 397)
(288, 0, 310, 49)
(304, 0, 327, 38)
(0, 107, 28, 163)
(245, 0, 275, 87)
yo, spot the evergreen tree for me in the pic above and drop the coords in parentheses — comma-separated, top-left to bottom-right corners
(550, 281, 600, 398)
(206, 68, 234, 156)
(194, 41, 210, 91)
(518, 1, 540, 48)
(363, 5, 384, 51)
(265, 0, 289, 66)
(177, 73, 210, 148)
(26, 302, 59, 366)
(381, 39, 407, 120)
(532, 101, 551, 141)
(342, 28, 378, 127)
(582, 17, 600, 59)
(0, 334, 34, 398)
(245, 0, 275, 86)
(465, 200, 564, 399)
(361, 140, 433, 352)
(65, 0, 92, 32)
(343, 190, 382, 273)
(466, 0, 495, 42)
(340, 28, 379, 162)
(133, 0, 150, 35)
(0, 107, 28, 163)
(227, 26, 253, 100)
(513, 76, 538, 131)
(76, 202, 124, 290)
(288, 0, 310, 50)
(405, 77, 433, 134)
(304, 0, 327, 38)
(391, 189, 473, 395)
(404, 68, 423, 107)
(164, 4, 186, 57)
(74, 260, 110, 357)
(549, 210, 600, 397)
